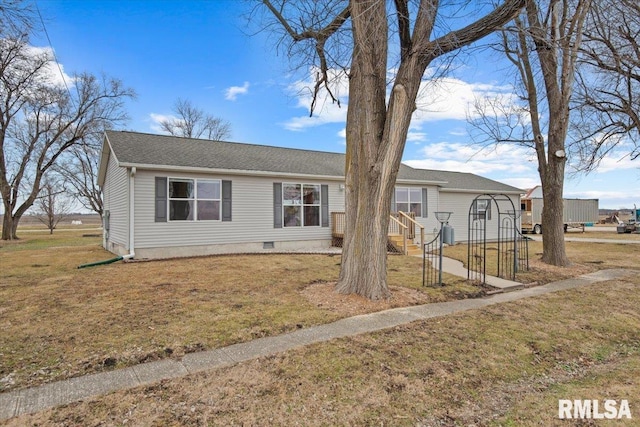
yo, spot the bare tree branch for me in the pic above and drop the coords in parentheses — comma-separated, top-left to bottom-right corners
(158, 98, 231, 140)
(34, 176, 73, 234)
(0, 34, 134, 240)
(258, 0, 526, 299)
(260, 0, 350, 115)
(573, 0, 640, 170)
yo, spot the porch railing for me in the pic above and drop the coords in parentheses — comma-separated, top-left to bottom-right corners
(331, 211, 422, 255)
(398, 211, 424, 250)
(331, 212, 346, 237)
(392, 211, 416, 239)
(388, 215, 409, 254)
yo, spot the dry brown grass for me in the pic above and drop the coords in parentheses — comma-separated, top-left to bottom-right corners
(7, 270, 640, 426)
(443, 238, 640, 286)
(2, 231, 640, 425)
(0, 231, 477, 393)
(568, 231, 640, 240)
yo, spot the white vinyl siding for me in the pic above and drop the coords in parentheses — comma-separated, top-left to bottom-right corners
(133, 170, 343, 250)
(102, 154, 129, 248)
(438, 192, 520, 242)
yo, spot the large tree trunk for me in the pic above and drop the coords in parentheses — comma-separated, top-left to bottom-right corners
(333, 0, 527, 298)
(335, 0, 423, 299)
(540, 143, 570, 265)
(335, 0, 391, 300)
(337, 174, 394, 300)
(1, 210, 19, 240)
(524, 0, 591, 267)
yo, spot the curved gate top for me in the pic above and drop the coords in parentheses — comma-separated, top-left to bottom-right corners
(467, 194, 529, 284)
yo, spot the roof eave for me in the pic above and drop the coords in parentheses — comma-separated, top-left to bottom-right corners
(97, 133, 115, 187)
(117, 162, 347, 181)
(395, 178, 448, 185)
(440, 188, 523, 195)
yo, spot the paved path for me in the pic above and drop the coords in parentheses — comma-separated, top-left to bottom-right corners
(527, 235, 640, 245)
(0, 268, 634, 422)
(435, 256, 523, 291)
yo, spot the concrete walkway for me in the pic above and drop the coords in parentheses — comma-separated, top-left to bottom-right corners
(527, 235, 640, 245)
(435, 256, 523, 291)
(0, 268, 634, 422)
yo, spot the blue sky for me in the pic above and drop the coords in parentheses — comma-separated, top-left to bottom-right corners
(32, 0, 639, 209)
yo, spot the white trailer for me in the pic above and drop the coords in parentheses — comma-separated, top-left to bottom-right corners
(521, 197, 599, 234)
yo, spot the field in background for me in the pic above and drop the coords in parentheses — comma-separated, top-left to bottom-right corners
(0, 213, 101, 230)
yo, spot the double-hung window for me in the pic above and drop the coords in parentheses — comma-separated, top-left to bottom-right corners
(282, 183, 321, 227)
(395, 187, 422, 217)
(168, 178, 221, 221)
(473, 198, 492, 220)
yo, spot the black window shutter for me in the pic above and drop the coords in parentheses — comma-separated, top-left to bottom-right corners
(221, 180, 232, 222)
(321, 184, 329, 227)
(273, 183, 282, 228)
(155, 177, 167, 222)
(422, 188, 428, 218)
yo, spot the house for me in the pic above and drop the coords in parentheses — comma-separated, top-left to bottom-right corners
(97, 131, 523, 259)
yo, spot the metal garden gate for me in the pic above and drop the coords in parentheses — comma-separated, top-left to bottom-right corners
(467, 194, 529, 284)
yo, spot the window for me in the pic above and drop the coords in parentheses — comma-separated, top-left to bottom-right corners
(395, 187, 422, 217)
(473, 198, 492, 220)
(169, 179, 194, 220)
(283, 183, 321, 227)
(168, 178, 221, 221)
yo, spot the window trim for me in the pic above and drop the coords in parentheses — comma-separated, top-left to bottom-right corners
(394, 186, 423, 217)
(167, 177, 222, 222)
(282, 182, 322, 228)
(473, 198, 492, 220)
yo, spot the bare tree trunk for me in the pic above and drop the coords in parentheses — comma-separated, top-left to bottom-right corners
(540, 141, 570, 265)
(524, 0, 591, 267)
(2, 210, 19, 240)
(338, 176, 393, 300)
(335, 0, 391, 300)
(261, 0, 526, 299)
(2, 210, 12, 240)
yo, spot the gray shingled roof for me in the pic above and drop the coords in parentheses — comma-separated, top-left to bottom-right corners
(103, 131, 522, 193)
(411, 169, 524, 193)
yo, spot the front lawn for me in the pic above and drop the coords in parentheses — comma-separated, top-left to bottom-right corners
(1, 230, 473, 392)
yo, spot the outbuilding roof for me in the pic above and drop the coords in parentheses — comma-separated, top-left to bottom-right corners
(99, 130, 523, 194)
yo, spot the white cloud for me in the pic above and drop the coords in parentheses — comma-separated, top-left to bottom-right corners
(500, 177, 540, 191)
(591, 152, 638, 173)
(449, 128, 467, 136)
(15, 45, 74, 89)
(404, 141, 537, 176)
(224, 81, 250, 101)
(336, 128, 347, 145)
(407, 132, 427, 143)
(412, 78, 513, 124)
(282, 67, 517, 134)
(283, 68, 349, 131)
(148, 112, 176, 133)
(565, 190, 629, 199)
